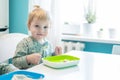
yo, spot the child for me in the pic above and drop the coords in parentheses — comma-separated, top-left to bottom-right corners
(12, 5, 62, 69)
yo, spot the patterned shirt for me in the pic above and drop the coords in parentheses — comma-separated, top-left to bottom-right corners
(0, 63, 18, 75)
(12, 36, 54, 69)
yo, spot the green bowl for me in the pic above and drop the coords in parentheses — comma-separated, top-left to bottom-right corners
(43, 55, 80, 68)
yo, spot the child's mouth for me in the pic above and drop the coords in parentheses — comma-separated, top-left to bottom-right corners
(37, 34, 43, 36)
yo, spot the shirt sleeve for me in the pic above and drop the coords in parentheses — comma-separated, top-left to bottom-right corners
(0, 63, 18, 75)
(12, 39, 33, 69)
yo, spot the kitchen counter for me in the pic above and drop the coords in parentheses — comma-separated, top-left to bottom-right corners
(62, 34, 120, 44)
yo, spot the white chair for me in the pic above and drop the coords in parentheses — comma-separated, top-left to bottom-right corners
(0, 33, 28, 63)
(112, 45, 120, 55)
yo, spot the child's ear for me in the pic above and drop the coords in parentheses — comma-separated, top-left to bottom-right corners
(28, 23, 31, 30)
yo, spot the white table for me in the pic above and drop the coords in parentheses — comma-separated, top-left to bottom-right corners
(27, 51, 120, 80)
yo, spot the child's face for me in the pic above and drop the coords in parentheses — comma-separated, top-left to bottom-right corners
(29, 18, 49, 40)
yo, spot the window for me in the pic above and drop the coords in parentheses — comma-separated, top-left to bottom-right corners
(59, 0, 120, 39)
(59, 0, 84, 24)
(29, 0, 120, 39)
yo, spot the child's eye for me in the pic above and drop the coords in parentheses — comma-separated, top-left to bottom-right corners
(35, 25, 39, 27)
(44, 26, 48, 29)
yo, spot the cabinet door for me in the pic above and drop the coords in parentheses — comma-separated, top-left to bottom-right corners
(0, 0, 9, 27)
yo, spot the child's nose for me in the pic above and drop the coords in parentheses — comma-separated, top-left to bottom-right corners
(38, 28, 46, 32)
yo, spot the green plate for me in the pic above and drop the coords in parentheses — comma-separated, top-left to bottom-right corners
(43, 55, 80, 68)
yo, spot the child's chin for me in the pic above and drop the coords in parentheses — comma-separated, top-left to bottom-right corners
(37, 37, 43, 40)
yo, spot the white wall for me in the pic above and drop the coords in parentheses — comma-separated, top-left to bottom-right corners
(0, 0, 9, 28)
(0, 0, 9, 34)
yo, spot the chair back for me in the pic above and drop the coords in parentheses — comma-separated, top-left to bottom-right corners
(0, 33, 28, 63)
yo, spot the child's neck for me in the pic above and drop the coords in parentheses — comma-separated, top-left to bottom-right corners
(38, 39, 45, 44)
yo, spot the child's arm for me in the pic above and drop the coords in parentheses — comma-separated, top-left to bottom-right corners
(48, 42, 62, 56)
(12, 53, 32, 69)
(26, 53, 41, 65)
(12, 39, 33, 69)
(55, 46, 62, 55)
(13, 53, 41, 69)
(12, 38, 43, 69)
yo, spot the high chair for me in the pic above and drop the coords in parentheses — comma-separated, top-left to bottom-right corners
(0, 33, 28, 63)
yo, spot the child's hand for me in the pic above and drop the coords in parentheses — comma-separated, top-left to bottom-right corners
(26, 53, 41, 65)
(55, 46, 62, 55)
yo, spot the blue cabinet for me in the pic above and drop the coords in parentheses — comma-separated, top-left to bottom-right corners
(9, 0, 28, 34)
(62, 40, 116, 54)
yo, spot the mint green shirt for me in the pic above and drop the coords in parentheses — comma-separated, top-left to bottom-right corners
(12, 36, 54, 69)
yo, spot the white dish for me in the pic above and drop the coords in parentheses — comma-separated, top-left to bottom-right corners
(42, 55, 80, 68)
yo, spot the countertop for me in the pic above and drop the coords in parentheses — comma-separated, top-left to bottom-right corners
(62, 34, 120, 44)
